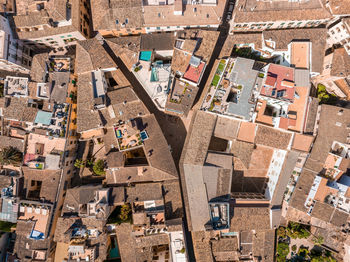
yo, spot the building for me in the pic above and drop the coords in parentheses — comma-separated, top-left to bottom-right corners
(201, 57, 261, 120)
(12, 0, 92, 49)
(230, 0, 332, 33)
(327, 18, 350, 55)
(256, 63, 310, 133)
(165, 30, 219, 116)
(290, 105, 350, 227)
(54, 185, 113, 262)
(179, 110, 299, 260)
(0, 14, 33, 73)
(315, 47, 350, 100)
(91, 0, 225, 37)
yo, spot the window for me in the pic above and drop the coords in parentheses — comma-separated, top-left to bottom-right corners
(125, 18, 129, 24)
(116, 19, 119, 24)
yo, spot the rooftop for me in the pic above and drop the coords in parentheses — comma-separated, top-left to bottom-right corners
(18, 202, 51, 240)
(143, 1, 225, 28)
(13, 0, 82, 39)
(291, 42, 310, 69)
(4, 76, 28, 97)
(233, 0, 331, 23)
(226, 58, 259, 120)
(262, 28, 328, 73)
(75, 39, 116, 75)
(328, 0, 350, 15)
(91, 0, 144, 31)
(330, 47, 350, 77)
(260, 63, 295, 101)
(183, 61, 206, 84)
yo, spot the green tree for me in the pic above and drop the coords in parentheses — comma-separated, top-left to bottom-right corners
(276, 242, 289, 261)
(93, 159, 105, 175)
(119, 204, 131, 221)
(277, 226, 287, 238)
(292, 245, 297, 252)
(298, 246, 310, 259)
(287, 222, 311, 239)
(74, 159, 85, 168)
(0, 221, 15, 232)
(317, 84, 337, 105)
(0, 147, 23, 166)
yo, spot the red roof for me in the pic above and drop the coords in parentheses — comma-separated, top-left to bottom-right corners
(183, 62, 205, 84)
(261, 64, 295, 100)
(279, 117, 297, 130)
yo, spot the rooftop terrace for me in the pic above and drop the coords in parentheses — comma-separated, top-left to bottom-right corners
(18, 202, 51, 240)
(4, 76, 29, 97)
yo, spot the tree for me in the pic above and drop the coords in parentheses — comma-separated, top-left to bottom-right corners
(0, 147, 23, 166)
(317, 84, 337, 105)
(93, 159, 105, 175)
(277, 226, 287, 238)
(287, 222, 311, 239)
(74, 159, 85, 168)
(0, 221, 15, 232)
(119, 204, 131, 221)
(276, 242, 289, 261)
(298, 246, 310, 259)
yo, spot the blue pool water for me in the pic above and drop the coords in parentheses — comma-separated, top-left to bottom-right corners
(139, 51, 152, 61)
(109, 237, 120, 259)
(150, 68, 158, 82)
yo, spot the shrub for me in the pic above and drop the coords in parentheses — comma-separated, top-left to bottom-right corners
(292, 245, 297, 252)
(276, 242, 289, 260)
(134, 67, 140, 72)
(0, 221, 15, 232)
(0, 147, 23, 166)
(317, 84, 337, 105)
(74, 159, 85, 168)
(286, 221, 311, 239)
(119, 204, 131, 221)
(93, 159, 105, 175)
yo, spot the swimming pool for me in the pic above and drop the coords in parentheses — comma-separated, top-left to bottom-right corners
(109, 236, 120, 259)
(139, 51, 152, 61)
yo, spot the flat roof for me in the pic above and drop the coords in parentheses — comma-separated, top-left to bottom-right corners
(291, 42, 310, 69)
(237, 122, 256, 143)
(226, 57, 258, 120)
(292, 134, 314, 152)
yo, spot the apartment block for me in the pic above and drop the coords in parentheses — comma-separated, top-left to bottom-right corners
(12, 0, 92, 49)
